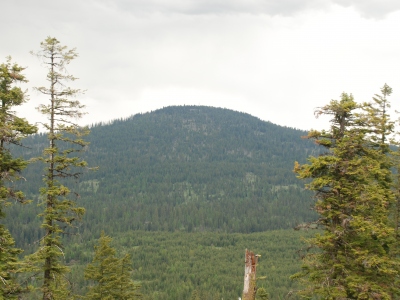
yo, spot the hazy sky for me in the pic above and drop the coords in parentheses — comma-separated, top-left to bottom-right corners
(2, 0, 400, 130)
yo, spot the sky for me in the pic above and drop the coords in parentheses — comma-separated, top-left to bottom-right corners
(2, 0, 400, 130)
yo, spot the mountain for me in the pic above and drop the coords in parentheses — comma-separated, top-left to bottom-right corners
(7, 105, 319, 247)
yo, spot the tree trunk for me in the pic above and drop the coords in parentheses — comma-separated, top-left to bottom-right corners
(242, 249, 258, 300)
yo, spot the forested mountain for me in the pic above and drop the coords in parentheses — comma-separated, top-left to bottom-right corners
(7, 106, 318, 248)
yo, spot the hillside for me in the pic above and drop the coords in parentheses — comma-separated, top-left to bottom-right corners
(7, 106, 318, 247)
(68, 229, 312, 299)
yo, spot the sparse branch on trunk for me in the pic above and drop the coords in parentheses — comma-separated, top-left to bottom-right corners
(25, 37, 90, 300)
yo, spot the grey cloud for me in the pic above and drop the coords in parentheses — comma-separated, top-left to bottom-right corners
(5, 0, 399, 21)
(115, 0, 330, 16)
(333, 0, 400, 18)
(103, 0, 400, 19)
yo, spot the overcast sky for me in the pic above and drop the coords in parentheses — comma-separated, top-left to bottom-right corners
(2, 0, 400, 130)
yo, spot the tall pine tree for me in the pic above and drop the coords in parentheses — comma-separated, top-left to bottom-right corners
(26, 37, 89, 300)
(292, 92, 399, 298)
(0, 57, 37, 298)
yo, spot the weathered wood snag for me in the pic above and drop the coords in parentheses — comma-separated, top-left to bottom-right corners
(242, 249, 258, 300)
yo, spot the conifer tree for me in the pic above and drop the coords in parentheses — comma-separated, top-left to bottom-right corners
(85, 232, 119, 300)
(363, 84, 400, 260)
(85, 232, 141, 300)
(0, 57, 37, 298)
(363, 84, 394, 147)
(0, 227, 23, 299)
(292, 92, 399, 298)
(362, 83, 394, 190)
(116, 253, 142, 300)
(26, 37, 88, 300)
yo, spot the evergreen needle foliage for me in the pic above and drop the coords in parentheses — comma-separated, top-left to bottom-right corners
(7, 105, 319, 241)
(255, 287, 269, 300)
(84, 232, 141, 300)
(26, 37, 90, 300)
(0, 57, 37, 298)
(292, 89, 400, 298)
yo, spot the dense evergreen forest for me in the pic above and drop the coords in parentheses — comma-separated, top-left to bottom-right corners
(66, 229, 313, 300)
(3, 105, 321, 299)
(8, 106, 319, 248)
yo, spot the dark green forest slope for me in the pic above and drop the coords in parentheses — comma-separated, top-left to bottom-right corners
(7, 106, 318, 247)
(4, 106, 321, 299)
(67, 229, 312, 300)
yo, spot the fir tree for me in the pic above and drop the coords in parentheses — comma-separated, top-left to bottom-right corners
(292, 92, 399, 298)
(0, 57, 37, 298)
(85, 232, 141, 300)
(361, 83, 394, 191)
(363, 83, 394, 148)
(0, 226, 24, 299)
(26, 37, 89, 300)
(116, 253, 142, 300)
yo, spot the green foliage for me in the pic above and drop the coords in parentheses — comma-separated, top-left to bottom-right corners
(255, 287, 269, 300)
(292, 90, 400, 298)
(0, 226, 24, 299)
(0, 57, 37, 207)
(7, 106, 318, 250)
(25, 37, 89, 300)
(67, 229, 309, 300)
(0, 104, 320, 298)
(84, 232, 141, 300)
(363, 83, 394, 148)
(0, 57, 37, 298)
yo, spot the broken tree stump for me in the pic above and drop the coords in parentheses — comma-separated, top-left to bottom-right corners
(242, 249, 259, 300)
